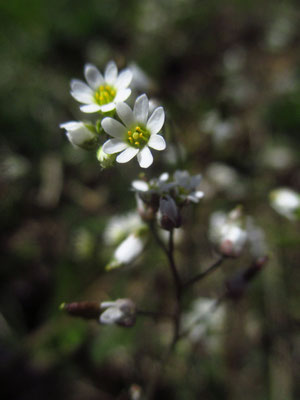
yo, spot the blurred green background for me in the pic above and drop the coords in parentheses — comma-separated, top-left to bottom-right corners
(1, 0, 300, 399)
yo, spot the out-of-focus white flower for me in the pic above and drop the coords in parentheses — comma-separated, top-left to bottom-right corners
(205, 162, 246, 200)
(0, 151, 30, 181)
(70, 61, 132, 113)
(129, 62, 153, 91)
(182, 298, 225, 347)
(200, 111, 237, 144)
(209, 207, 248, 257)
(265, 14, 296, 51)
(60, 121, 98, 150)
(102, 94, 166, 168)
(103, 212, 144, 245)
(100, 299, 136, 327)
(270, 188, 300, 220)
(173, 170, 204, 203)
(106, 232, 146, 270)
(262, 145, 295, 171)
(246, 218, 268, 259)
(223, 46, 246, 73)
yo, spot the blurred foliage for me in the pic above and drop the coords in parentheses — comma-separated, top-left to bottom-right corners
(0, 0, 300, 399)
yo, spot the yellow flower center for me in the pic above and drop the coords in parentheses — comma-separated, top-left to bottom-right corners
(94, 85, 116, 105)
(127, 126, 150, 149)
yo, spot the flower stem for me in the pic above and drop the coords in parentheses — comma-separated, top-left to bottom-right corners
(183, 255, 225, 288)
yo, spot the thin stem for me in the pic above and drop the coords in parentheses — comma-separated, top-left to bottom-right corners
(183, 255, 225, 289)
(146, 226, 183, 399)
(168, 229, 182, 301)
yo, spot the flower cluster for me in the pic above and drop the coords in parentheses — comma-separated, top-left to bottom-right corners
(132, 170, 204, 228)
(60, 61, 167, 169)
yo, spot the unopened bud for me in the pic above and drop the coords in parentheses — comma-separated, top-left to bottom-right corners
(60, 121, 99, 150)
(226, 256, 268, 299)
(97, 146, 116, 168)
(136, 194, 157, 222)
(100, 299, 136, 327)
(60, 301, 101, 319)
(159, 195, 181, 230)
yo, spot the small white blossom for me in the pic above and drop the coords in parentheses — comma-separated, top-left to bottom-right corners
(102, 94, 166, 168)
(209, 207, 248, 257)
(106, 232, 145, 270)
(60, 121, 98, 149)
(270, 188, 300, 220)
(70, 61, 132, 113)
(100, 299, 136, 327)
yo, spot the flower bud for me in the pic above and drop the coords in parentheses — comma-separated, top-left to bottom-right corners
(60, 301, 101, 319)
(97, 146, 116, 168)
(60, 121, 99, 150)
(226, 256, 268, 299)
(158, 195, 181, 230)
(100, 299, 136, 327)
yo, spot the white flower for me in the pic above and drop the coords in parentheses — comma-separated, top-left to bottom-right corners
(106, 232, 145, 270)
(270, 188, 300, 220)
(209, 207, 248, 257)
(102, 94, 166, 168)
(60, 121, 98, 149)
(100, 299, 136, 327)
(70, 61, 132, 113)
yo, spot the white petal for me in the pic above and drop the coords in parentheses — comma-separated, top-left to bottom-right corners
(102, 139, 128, 154)
(115, 88, 131, 102)
(146, 107, 165, 134)
(116, 147, 139, 163)
(70, 79, 94, 103)
(84, 63, 104, 89)
(148, 134, 166, 151)
(116, 102, 135, 128)
(70, 79, 93, 95)
(80, 103, 102, 113)
(133, 94, 149, 125)
(114, 233, 144, 263)
(100, 307, 123, 324)
(100, 301, 116, 309)
(71, 91, 94, 104)
(60, 121, 81, 130)
(99, 102, 116, 113)
(137, 146, 153, 168)
(159, 172, 169, 181)
(104, 61, 118, 84)
(195, 190, 204, 199)
(132, 180, 149, 191)
(101, 117, 127, 139)
(115, 69, 132, 89)
(66, 126, 94, 146)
